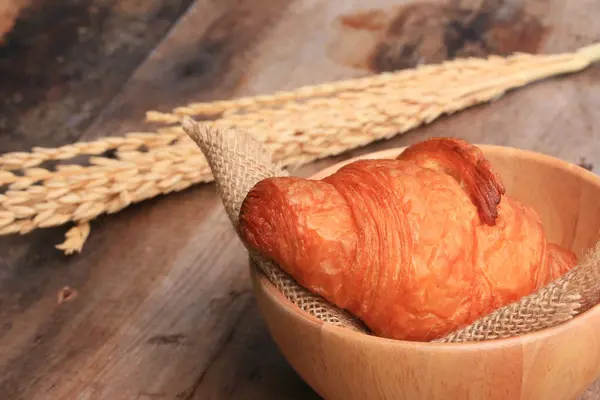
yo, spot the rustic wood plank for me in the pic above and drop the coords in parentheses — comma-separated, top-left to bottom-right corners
(0, 0, 195, 153)
(2, 0, 600, 399)
(0, 187, 252, 400)
(0, 0, 294, 399)
(81, 0, 294, 141)
(191, 299, 321, 400)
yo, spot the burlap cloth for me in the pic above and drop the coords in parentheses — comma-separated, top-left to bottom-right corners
(182, 117, 600, 343)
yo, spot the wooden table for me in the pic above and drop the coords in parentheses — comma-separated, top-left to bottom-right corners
(1, 0, 600, 399)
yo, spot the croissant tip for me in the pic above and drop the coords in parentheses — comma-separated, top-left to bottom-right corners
(399, 137, 506, 227)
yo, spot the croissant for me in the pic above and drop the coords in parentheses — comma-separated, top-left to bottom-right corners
(238, 138, 577, 341)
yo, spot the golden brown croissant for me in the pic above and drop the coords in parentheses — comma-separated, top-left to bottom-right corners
(239, 138, 577, 341)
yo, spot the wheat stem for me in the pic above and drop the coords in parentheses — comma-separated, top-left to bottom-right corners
(1, 44, 599, 254)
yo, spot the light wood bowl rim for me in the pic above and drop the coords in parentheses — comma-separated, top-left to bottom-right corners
(251, 144, 600, 349)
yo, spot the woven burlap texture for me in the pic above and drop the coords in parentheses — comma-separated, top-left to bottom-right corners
(182, 117, 366, 333)
(182, 116, 600, 343)
(435, 243, 600, 342)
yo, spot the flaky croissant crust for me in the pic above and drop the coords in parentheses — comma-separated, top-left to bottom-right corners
(239, 138, 576, 341)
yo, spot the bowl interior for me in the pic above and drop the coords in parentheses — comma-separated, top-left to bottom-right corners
(257, 144, 600, 340)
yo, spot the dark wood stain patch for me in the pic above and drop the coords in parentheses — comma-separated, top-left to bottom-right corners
(147, 334, 188, 346)
(329, 0, 549, 73)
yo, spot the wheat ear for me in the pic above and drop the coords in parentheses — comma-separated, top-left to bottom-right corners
(1, 43, 599, 254)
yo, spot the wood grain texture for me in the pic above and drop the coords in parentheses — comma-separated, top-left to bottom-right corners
(0, 0, 195, 152)
(0, 186, 254, 399)
(1, 0, 600, 399)
(82, 0, 293, 141)
(0, 0, 294, 399)
(191, 298, 321, 400)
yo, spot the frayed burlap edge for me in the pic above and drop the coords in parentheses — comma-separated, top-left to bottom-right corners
(182, 116, 600, 343)
(182, 117, 367, 333)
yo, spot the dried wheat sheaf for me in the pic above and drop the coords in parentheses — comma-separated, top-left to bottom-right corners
(1, 43, 599, 254)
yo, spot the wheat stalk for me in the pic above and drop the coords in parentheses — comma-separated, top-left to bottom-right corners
(1, 43, 599, 254)
(147, 44, 600, 122)
(3, 44, 599, 171)
(0, 132, 183, 171)
(0, 143, 212, 253)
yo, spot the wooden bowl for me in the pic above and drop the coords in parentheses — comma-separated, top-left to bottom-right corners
(249, 145, 600, 400)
